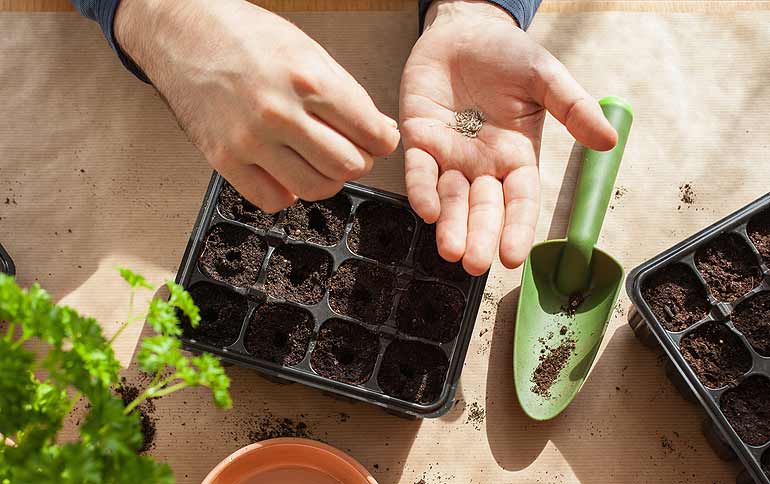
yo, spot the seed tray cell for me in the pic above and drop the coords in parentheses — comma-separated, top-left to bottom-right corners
(175, 173, 489, 418)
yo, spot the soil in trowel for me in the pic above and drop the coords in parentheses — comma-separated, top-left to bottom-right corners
(532, 331, 577, 398)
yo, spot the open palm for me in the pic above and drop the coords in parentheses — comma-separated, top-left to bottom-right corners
(400, 1, 616, 275)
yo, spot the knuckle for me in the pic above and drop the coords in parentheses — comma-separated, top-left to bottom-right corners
(288, 62, 327, 98)
(207, 145, 235, 172)
(258, 98, 292, 127)
(299, 179, 343, 201)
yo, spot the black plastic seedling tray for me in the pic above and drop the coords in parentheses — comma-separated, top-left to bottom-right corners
(175, 173, 489, 418)
(0, 243, 15, 275)
(627, 192, 770, 484)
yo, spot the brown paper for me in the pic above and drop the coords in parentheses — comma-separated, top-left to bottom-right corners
(3, 10, 769, 483)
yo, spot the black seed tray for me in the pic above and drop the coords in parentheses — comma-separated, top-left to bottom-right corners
(175, 173, 489, 418)
(627, 192, 770, 484)
(0, 243, 15, 275)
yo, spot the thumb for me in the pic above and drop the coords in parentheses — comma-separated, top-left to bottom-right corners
(531, 52, 618, 151)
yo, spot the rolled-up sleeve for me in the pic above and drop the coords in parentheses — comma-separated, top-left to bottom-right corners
(418, 0, 543, 31)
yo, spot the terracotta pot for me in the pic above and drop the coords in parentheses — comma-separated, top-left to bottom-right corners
(202, 438, 377, 484)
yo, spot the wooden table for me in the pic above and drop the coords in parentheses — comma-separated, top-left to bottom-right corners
(2, 3, 770, 484)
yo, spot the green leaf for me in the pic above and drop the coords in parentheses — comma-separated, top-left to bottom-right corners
(118, 268, 153, 290)
(166, 282, 200, 328)
(137, 336, 184, 374)
(146, 299, 182, 337)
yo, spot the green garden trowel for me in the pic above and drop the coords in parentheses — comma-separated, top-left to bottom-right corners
(513, 96, 633, 421)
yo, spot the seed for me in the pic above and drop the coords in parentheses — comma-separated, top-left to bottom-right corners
(451, 108, 485, 138)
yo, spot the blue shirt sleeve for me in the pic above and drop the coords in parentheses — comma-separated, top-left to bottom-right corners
(70, 0, 150, 83)
(418, 0, 542, 31)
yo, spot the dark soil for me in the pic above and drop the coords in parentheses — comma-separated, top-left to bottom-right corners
(217, 182, 277, 230)
(680, 322, 751, 388)
(732, 292, 770, 356)
(378, 340, 448, 405)
(642, 263, 710, 331)
(244, 303, 313, 366)
(531, 337, 577, 398)
(279, 194, 350, 246)
(465, 401, 486, 430)
(328, 260, 396, 324)
(679, 183, 696, 205)
(348, 202, 415, 265)
(396, 281, 465, 343)
(247, 415, 314, 442)
(116, 380, 156, 453)
(199, 224, 266, 288)
(310, 319, 379, 384)
(695, 233, 761, 302)
(414, 224, 469, 282)
(720, 375, 770, 446)
(562, 292, 585, 317)
(748, 209, 770, 262)
(264, 244, 331, 305)
(183, 282, 248, 348)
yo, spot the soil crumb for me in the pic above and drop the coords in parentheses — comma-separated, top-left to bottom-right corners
(561, 292, 585, 317)
(614, 187, 628, 200)
(247, 414, 314, 442)
(451, 108, 485, 138)
(679, 183, 696, 205)
(531, 337, 577, 398)
(116, 379, 156, 453)
(465, 402, 486, 430)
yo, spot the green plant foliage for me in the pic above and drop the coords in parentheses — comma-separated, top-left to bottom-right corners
(0, 271, 231, 483)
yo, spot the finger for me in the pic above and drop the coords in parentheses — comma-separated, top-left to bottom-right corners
(217, 162, 296, 214)
(500, 165, 540, 269)
(306, 78, 400, 157)
(258, 145, 344, 201)
(463, 176, 504, 276)
(436, 170, 470, 263)
(404, 147, 440, 223)
(290, 114, 374, 181)
(532, 52, 617, 151)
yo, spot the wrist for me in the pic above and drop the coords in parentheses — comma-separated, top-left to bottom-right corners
(425, 0, 520, 30)
(114, 0, 168, 81)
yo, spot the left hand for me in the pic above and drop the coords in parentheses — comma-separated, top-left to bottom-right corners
(399, 0, 617, 275)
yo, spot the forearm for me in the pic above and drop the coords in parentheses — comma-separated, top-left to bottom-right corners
(418, 0, 542, 31)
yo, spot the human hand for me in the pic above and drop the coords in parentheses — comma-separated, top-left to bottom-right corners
(399, 0, 617, 275)
(115, 0, 400, 212)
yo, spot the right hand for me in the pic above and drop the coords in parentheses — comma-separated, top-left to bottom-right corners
(115, 0, 400, 212)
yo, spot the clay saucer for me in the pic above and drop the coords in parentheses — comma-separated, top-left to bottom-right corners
(202, 438, 377, 484)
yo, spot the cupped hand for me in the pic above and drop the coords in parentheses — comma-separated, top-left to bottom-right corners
(116, 0, 400, 212)
(400, 0, 617, 275)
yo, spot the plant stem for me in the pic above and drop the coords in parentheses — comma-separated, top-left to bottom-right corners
(146, 382, 188, 399)
(4, 322, 15, 341)
(109, 289, 137, 346)
(123, 374, 178, 414)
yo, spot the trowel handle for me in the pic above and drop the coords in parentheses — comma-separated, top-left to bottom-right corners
(555, 96, 633, 295)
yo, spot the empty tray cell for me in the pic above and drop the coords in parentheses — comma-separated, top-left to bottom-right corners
(244, 303, 313, 366)
(378, 340, 449, 405)
(720, 375, 770, 446)
(396, 281, 465, 343)
(199, 224, 266, 288)
(279, 194, 350, 246)
(732, 292, 770, 356)
(310, 319, 379, 384)
(328, 260, 396, 324)
(748, 209, 770, 262)
(695, 233, 761, 302)
(641, 263, 709, 331)
(348, 201, 415, 265)
(265, 244, 332, 305)
(217, 182, 277, 230)
(415, 224, 469, 282)
(680, 322, 751, 389)
(183, 282, 248, 348)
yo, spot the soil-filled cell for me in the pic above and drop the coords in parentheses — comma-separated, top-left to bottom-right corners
(265, 244, 331, 305)
(199, 224, 266, 288)
(279, 195, 350, 246)
(732, 292, 770, 356)
(720, 375, 770, 446)
(310, 319, 379, 384)
(695, 233, 761, 302)
(748, 209, 770, 262)
(183, 283, 248, 348)
(415, 224, 469, 282)
(378, 340, 449, 405)
(642, 263, 710, 332)
(328, 260, 396, 324)
(244, 303, 313, 366)
(217, 182, 278, 230)
(348, 202, 415, 265)
(680, 322, 751, 388)
(396, 281, 465, 343)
